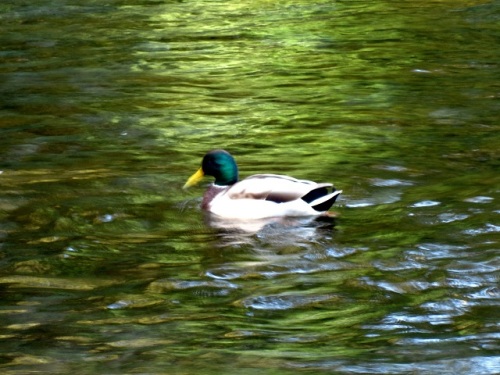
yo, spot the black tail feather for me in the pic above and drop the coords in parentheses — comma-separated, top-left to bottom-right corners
(301, 186, 331, 204)
(311, 191, 341, 212)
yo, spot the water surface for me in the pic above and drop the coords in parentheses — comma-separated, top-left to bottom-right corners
(1, 0, 499, 374)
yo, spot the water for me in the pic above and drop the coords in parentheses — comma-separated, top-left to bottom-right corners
(1, 0, 499, 374)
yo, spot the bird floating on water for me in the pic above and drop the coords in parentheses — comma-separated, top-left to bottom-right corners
(183, 150, 342, 220)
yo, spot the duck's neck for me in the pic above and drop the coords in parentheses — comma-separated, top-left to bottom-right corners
(213, 165, 238, 186)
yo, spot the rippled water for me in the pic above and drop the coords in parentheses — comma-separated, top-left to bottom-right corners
(1, 1, 499, 374)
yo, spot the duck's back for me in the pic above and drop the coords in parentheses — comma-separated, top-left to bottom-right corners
(225, 174, 332, 203)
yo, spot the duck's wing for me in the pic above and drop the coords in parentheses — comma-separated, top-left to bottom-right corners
(224, 174, 334, 203)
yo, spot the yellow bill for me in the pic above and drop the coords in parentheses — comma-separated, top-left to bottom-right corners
(183, 168, 205, 189)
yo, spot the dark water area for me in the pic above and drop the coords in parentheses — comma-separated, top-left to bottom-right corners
(1, 0, 499, 374)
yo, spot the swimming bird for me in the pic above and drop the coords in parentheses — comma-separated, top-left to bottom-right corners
(183, 150, 341, 220)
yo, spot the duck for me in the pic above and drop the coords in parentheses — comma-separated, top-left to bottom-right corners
(183, 150, 342, 220)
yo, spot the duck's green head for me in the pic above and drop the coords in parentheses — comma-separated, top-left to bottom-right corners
(183, 149, 239, 188)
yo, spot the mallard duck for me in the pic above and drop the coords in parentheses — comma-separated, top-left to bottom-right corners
(183, 150, 342, 220)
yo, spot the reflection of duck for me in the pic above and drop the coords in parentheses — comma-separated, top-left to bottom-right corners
(183, 150, 341, 220)
(206, 213, 337, 235)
